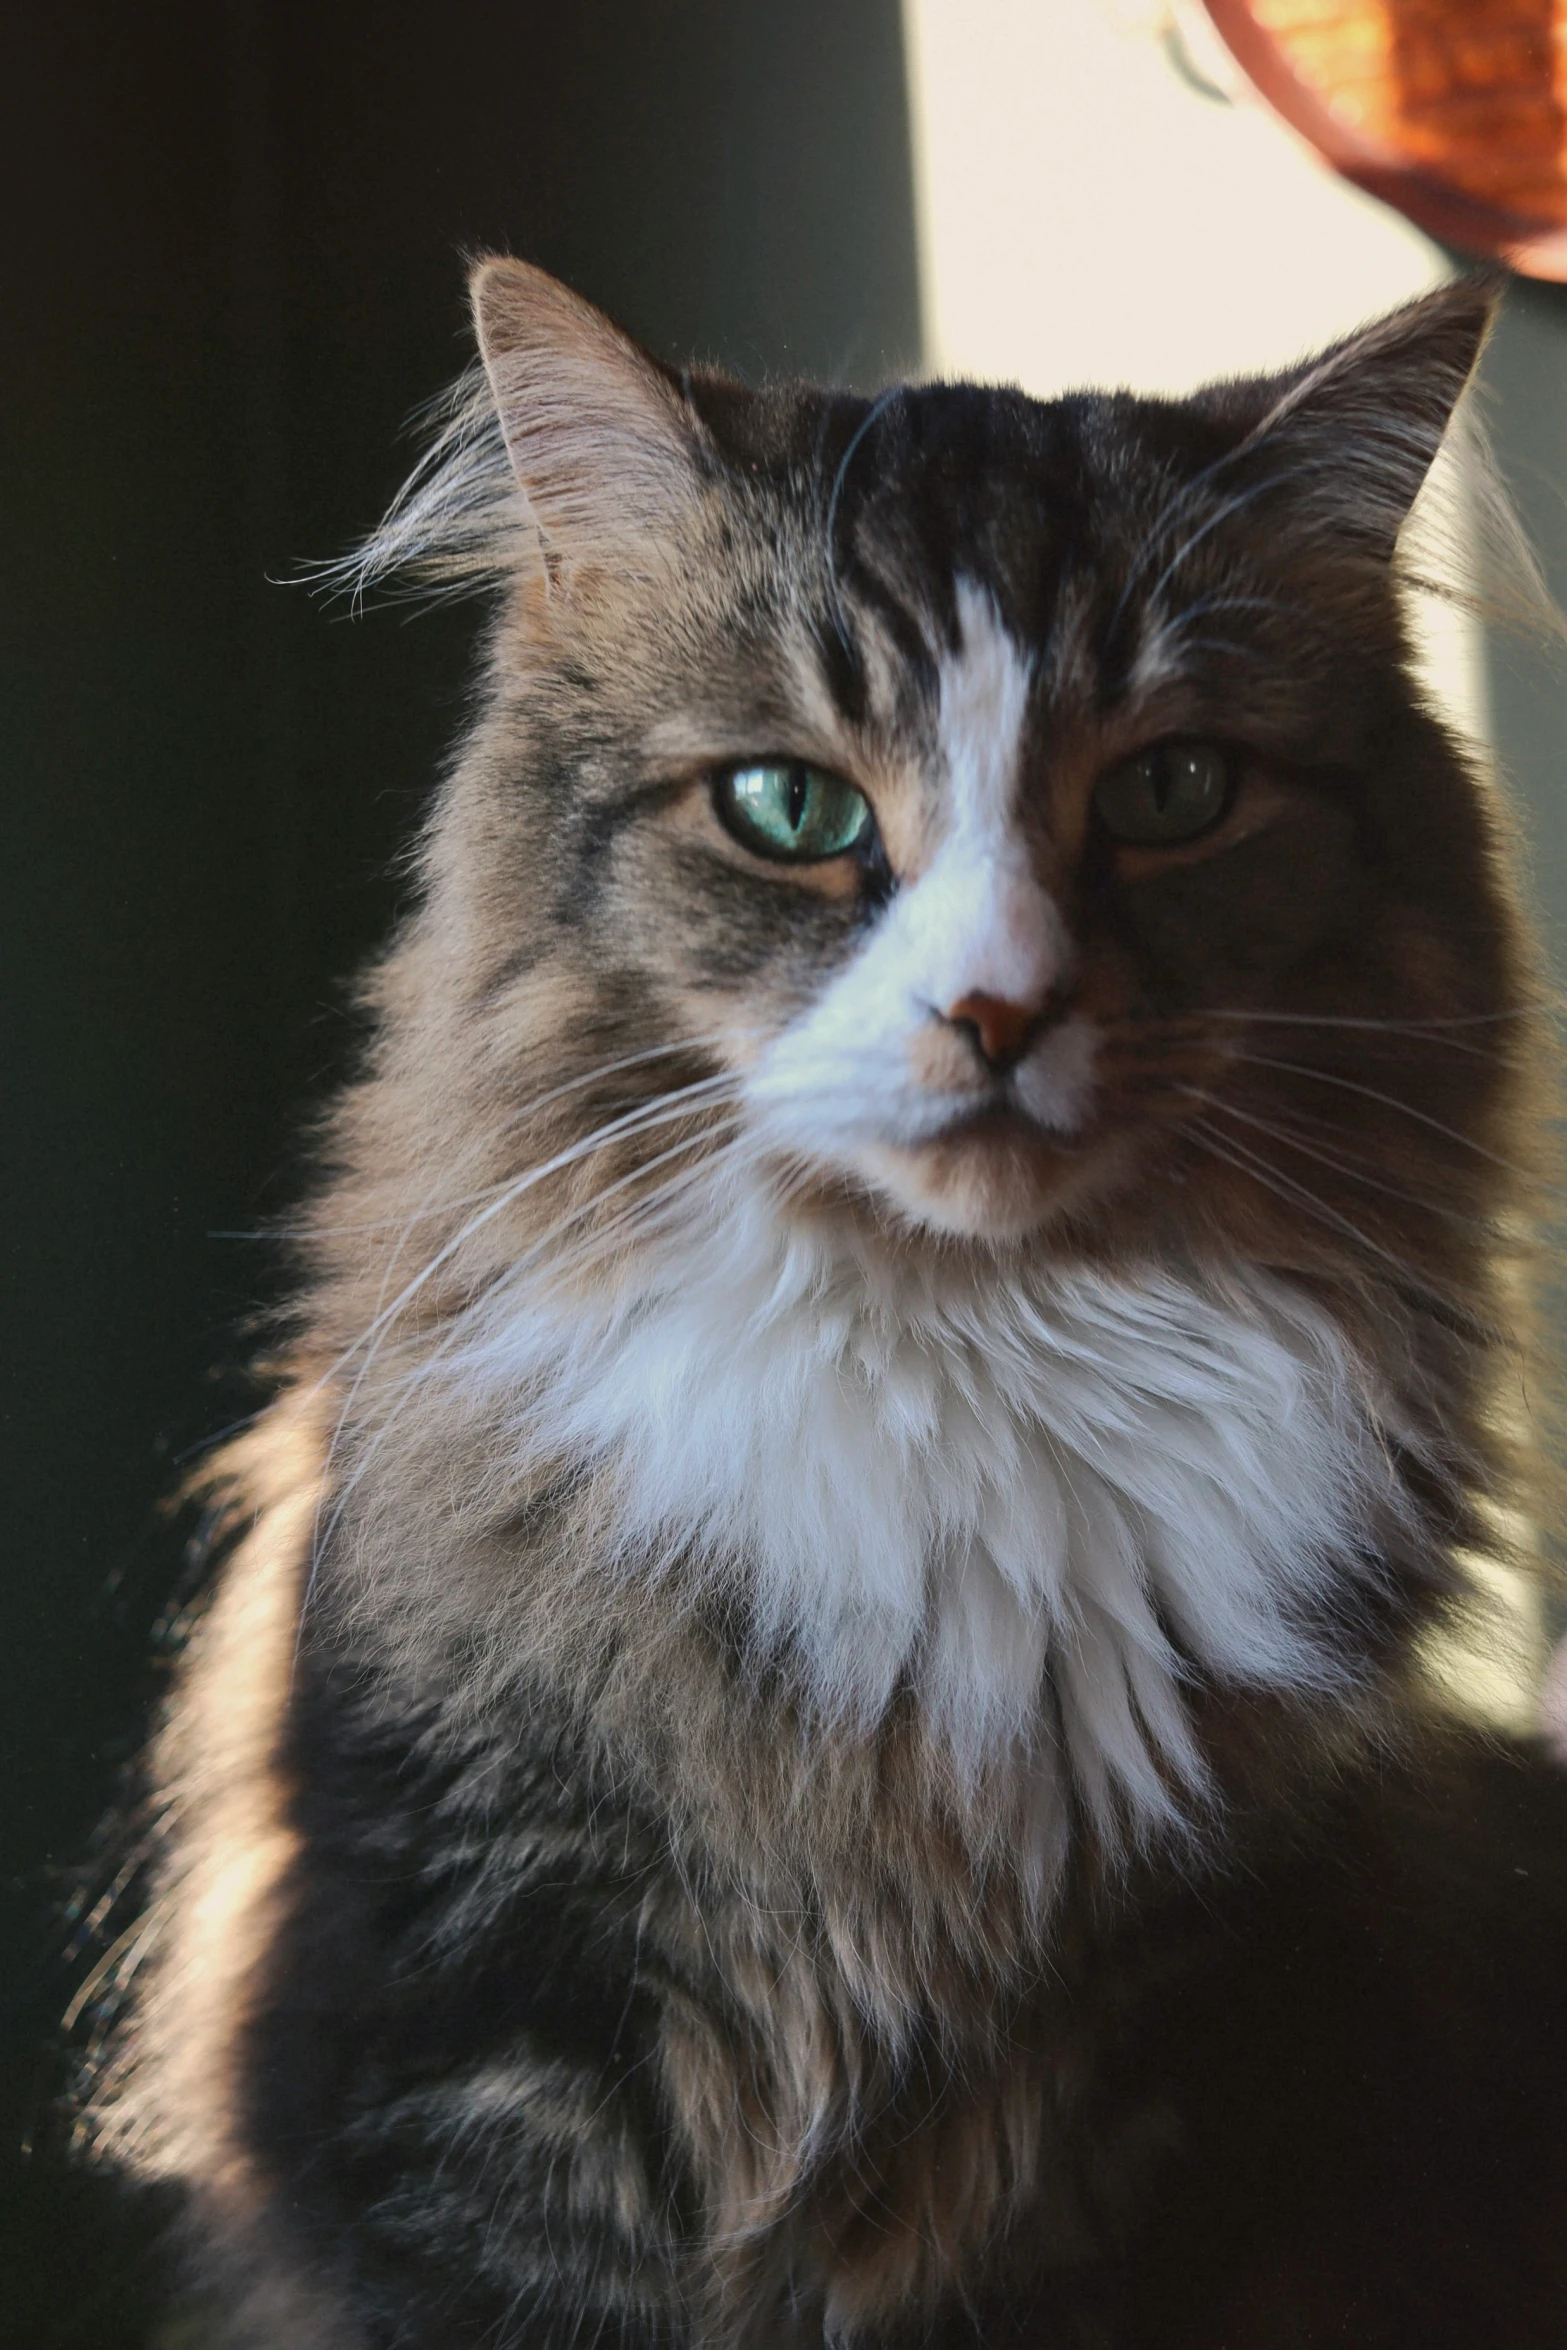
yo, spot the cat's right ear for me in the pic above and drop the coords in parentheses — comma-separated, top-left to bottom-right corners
(469, 256, 705, 571)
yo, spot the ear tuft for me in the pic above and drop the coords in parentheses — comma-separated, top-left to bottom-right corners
(469, 256, 705, 565)
(1197, 276, 1501, 554)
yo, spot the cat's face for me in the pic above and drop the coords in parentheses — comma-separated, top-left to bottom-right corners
(384, 264, 1524, 1291)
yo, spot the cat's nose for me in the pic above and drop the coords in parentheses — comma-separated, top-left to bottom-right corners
(943, 990, 1052, 1073)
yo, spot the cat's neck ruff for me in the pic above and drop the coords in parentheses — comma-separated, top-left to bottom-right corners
(447, 1183, 1409, 1836)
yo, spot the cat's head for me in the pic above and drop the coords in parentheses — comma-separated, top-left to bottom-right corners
(350, 259, 1530, 1316)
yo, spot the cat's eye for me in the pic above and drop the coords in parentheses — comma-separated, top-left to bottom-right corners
(1092, 742, 1232, 846)
(714, 761, 874, 862)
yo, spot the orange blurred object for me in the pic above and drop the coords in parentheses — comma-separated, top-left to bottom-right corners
(1202, 0, 1567, 276)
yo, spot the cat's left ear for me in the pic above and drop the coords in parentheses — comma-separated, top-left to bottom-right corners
(470, 255, 708, 572)
(1194, 277, 1499, 554)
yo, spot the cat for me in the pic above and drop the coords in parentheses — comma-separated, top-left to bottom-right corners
(87, 257, 1567, 2347)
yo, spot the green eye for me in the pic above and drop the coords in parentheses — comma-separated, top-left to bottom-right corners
(1093, 742, 1232, 846)
(714, 761, 874, 862)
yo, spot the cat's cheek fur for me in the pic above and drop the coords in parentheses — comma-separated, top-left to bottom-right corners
(1113, 797, 1363, 986)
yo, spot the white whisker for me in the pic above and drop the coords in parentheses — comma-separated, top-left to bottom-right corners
(311, 1072, 745, 1398)
(232, 1033, 762, 1246)
(1205, 1004, 1551, 1034)
(1182, 1117, 1458, 1297)
(295, 1083, 750, 1661)
(1174, 1085, 1495, 1230)
(1219, 1052, 1533, 1177)
(300, 1114, 754, 1625)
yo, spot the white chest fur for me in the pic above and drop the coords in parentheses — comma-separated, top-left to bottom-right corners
(453, 1202, 1403, 1835)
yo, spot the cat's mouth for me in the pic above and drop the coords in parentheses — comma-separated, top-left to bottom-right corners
(926, 1097, 1079, 1152)
(861, 1081, 1112, 1242)
(748, 1010, 1103, 1239)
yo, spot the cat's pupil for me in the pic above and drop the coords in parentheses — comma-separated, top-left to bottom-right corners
(1092, 741, 1230, 845)
(714, 760, 874, 862)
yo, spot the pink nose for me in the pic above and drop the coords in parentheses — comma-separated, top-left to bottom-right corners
(944, 991, 1042, 1069)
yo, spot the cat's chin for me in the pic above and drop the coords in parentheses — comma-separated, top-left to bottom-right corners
(854, 1115, 1118, 1243)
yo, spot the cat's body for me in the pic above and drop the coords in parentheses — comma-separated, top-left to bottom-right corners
(92, 262, 1567, 2344)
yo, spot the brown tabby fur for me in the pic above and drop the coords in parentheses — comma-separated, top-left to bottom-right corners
(87, 261, 1567, 2348)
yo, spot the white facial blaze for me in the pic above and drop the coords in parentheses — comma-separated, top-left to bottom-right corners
(919, 575, 1063, 1011)
(749, 580, 1096, 1179)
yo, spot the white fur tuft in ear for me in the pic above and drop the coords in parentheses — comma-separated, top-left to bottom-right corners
(325, 261, 706, 609)
(1196, 277, 1500, 558)
(469, 255, 706, 568)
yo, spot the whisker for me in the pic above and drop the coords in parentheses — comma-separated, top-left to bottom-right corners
(1181, 1118, 1457, 1297)
(1166, 591, 1288, 627)
(484, 1122, 760, 1305)
(1162, 638, 1269, 663)
(295, 1078, 749, 1657)
(1204, 1004, 1551, 1034)
(228, 1031, 764, 1245)
(1192, 1005, 1551, 1064)
(349, 1064, 749, 1321)
(1102, 443, 1264, 642)
(1174, 1085, 1494, 1229)
(822, 385, 906, 651)
(310, 1072, 746, 1395)
(1218, 1052, 1533, 1177)
(299, 1122, 757, 1629)
(347, 1143, 743, 1480)
(319, 1085, 747, 1447)
(311, 1072, 745, 1461)
(1094, 1008, 1547, 1072)
(311, 1042, 757, 1382)
(1137, 467, 1322, 631)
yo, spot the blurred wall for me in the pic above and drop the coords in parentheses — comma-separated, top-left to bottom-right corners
(903, 0, 1483, 732)
(0, 9, 918, 2343)
(1482, 280, 1567, 977)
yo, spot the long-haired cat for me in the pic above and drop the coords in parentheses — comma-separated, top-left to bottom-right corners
(89, 259, 1567, 2347)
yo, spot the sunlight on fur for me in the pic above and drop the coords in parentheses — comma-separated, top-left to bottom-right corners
(87, 255, 1567, 2347)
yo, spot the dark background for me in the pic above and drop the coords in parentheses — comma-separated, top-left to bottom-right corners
(1, 7, 919, 2342)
